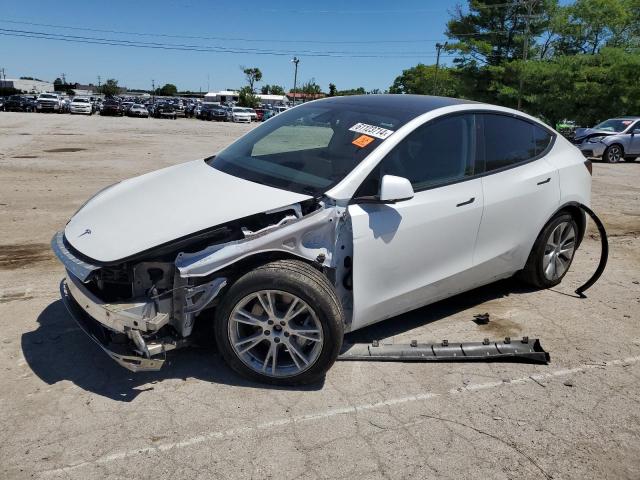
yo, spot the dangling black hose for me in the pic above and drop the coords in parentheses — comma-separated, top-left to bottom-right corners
(575, 205, 609, 298)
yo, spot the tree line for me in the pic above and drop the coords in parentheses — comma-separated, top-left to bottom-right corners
(390, 0, 640, 127)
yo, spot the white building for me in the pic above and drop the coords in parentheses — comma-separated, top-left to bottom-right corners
(204, 90, 239, 104)
(255, 94, 289, 106)
(0, 78, 54, 93)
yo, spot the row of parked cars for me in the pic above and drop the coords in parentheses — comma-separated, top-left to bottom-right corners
(0, 93, 290, 123)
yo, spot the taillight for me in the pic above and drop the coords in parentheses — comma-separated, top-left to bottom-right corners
(584, 159, 592, 175)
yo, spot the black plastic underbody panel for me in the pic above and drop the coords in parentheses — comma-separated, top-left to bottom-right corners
(338, 338, 550, 364)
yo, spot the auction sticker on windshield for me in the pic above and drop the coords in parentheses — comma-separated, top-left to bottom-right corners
(349, 123, 394, 140)
(352, 134, 375, 148)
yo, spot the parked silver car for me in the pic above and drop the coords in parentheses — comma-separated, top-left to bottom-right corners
(573, 117, 640, 163)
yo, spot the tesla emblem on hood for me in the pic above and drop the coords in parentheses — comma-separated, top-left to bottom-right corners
(78, 229, 92, 237)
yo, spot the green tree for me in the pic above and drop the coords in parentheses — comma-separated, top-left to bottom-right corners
(261, 84, 285, 95)
(446, 0, 556, 67)
(99, 79, 120, 97)
(328, 83, 337, 96)
(336, 87, 366, 96)
(520, 48, 640, 126)
(389, 64, 461, 97)
(155, 83, 178, 96)
(242, 67, 262, 92)
(238, 86, 259, 107)
(302, 79, 322, 95)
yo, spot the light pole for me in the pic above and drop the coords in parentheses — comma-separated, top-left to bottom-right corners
(433, 42, 447, 96)
(291, 57, 299, 106)
(151, 79, 155, 104)
(518, 0, 538, 110)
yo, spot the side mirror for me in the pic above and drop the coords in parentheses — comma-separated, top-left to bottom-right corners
(632, 128, 640, 135)
(379, 175, 415, 203)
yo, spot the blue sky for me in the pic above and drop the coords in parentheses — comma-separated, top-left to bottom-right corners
(2, 0, 466, 92)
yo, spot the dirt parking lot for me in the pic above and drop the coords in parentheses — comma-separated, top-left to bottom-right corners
(1, 112, 639, 479)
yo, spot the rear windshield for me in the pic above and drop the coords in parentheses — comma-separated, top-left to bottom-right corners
(209, 101, 417, 196)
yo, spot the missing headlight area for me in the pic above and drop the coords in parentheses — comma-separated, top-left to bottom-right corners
(54, 198, 354, 372)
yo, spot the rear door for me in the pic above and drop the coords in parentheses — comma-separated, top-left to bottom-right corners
(473, 113, 560, 279)
(349, 114, 484, 330)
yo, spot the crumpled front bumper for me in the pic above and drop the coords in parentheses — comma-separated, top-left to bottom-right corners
(577, 141, 606, 158)
(60, 279, 166, 372)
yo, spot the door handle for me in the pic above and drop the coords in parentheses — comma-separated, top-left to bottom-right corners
(537, 177, 551, 185)
(456, 197, 475, 207)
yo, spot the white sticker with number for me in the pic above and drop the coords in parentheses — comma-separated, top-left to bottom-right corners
(349, 123, 394, 140)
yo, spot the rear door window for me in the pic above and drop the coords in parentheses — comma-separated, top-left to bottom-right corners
(480, 114, 553, 172)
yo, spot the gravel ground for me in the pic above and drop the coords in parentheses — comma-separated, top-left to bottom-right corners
(1, 112, 639, 480)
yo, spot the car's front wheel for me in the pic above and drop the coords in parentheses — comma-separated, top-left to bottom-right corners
(214, 260, 344, 385)
(604, 144, 623, 163)
(521, 213, 578, 289)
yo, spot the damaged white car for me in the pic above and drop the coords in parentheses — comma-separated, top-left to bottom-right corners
(53, 95, 591, 385)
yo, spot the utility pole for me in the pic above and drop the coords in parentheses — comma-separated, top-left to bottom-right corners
(151, 79, 155, 104)
(517, 0, 537, 110)
(291, 57, 299, 106)
(433, 42, 447, 96)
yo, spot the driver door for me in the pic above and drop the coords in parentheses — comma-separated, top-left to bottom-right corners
(348, 114, 484, 330)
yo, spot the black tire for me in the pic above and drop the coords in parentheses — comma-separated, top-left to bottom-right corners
(214, 259, 344, 385)
(520, 213, 579, 289)
(604, 144, 624, 163)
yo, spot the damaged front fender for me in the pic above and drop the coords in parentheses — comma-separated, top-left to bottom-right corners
(175, 204, 348, 278)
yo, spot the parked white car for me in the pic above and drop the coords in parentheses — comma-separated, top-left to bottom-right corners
(69, 97, 93, 115)
(243, 107, 258, 121)
(35, 92, 63, 112)
(53, 95, 591, 385)
(230, 107, 252, 123)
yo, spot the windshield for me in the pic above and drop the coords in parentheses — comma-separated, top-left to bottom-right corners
(208, 101, 416, 195)
(73, 98, 89, 103)
(593, 119, 634, 132)
(40, 94, 57, 99)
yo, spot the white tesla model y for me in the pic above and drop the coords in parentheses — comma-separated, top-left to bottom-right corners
(53, 95, 591, 384)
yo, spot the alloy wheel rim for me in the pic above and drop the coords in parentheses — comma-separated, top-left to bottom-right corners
(228, 290, 324, 378)
(543, 221, 576, 281)
(608, 147, 621, 162)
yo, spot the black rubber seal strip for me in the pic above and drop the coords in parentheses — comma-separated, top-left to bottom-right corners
(575, 205, 609, 298)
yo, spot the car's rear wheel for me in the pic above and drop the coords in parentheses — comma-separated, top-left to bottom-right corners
(521, 213, 578, 289)
(604, 144, 623, 163)
(214, 260, 344, 385)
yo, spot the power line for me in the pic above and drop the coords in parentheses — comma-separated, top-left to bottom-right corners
(0, 28, 458, 59)
(0, 19, 511, 45)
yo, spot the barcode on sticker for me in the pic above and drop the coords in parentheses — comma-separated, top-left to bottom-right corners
(349, 123, 394, 140)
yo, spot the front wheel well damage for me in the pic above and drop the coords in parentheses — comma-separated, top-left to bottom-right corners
(213, 251, 325, 291)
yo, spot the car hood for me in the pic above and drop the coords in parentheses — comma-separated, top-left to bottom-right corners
(65, 159, 312, 263)
(573, 128, 617, 141)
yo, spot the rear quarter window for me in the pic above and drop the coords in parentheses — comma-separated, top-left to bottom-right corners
(481, 114, 553, 172)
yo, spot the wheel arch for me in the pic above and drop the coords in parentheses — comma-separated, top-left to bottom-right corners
(547, 201, 588, 248)
(605, 142, 625, 157)
(213, 250, 328, 291)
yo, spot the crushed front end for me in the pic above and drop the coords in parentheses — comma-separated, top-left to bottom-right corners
(51, 198, 353, 372)
(52, 230, 227, 371)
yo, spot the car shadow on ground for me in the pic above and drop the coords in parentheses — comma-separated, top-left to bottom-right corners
(23, 278, 536, 402)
